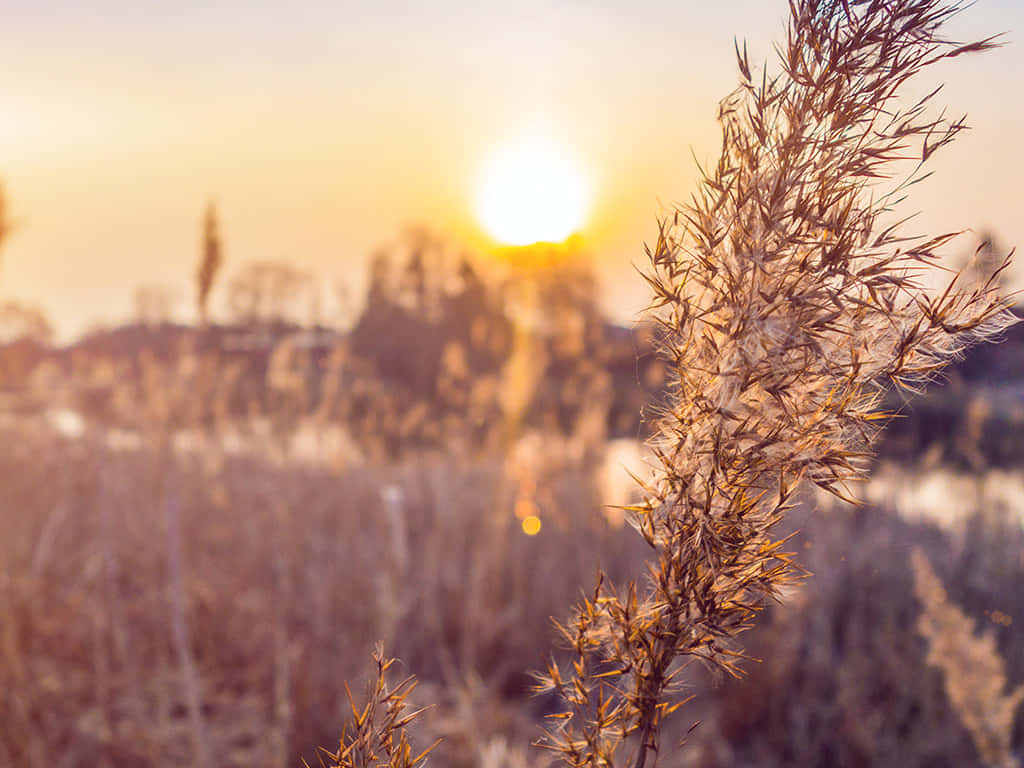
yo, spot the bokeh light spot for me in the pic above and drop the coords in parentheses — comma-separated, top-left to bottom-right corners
(522, 515, 542, 536)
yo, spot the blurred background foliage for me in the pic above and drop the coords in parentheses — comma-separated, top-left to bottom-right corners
(0, 196, 1021, 766)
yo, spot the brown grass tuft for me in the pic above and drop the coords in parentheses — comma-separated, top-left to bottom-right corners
(315, 645, 439, 768)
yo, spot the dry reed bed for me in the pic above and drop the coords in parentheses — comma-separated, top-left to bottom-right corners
(1, 427, 1022, 767)
(696, 504, 1024, 768)
(0, 422, 646, 768)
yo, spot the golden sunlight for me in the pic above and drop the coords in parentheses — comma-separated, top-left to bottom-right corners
(474, 135, 590, 247)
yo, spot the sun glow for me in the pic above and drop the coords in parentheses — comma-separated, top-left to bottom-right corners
(474, 136, 590, 247)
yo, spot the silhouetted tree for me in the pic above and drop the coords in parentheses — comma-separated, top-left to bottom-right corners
(403, 245, 428, 313)
(0, 300, 52, 345)
(226, 261, 313, 327)
(134, 283, 178, 326)
(365, 250, 394, 309)
(963, 230, 1011, 292)
(196, 203, 222, 327)
(0, 300, 52, 388)
(399, 227, 449, 316)
(0, 183, 13, 272)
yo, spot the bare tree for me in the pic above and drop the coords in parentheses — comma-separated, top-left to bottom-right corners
(0, 184, 8, 254)
(226, 261, 314, 327)
(134, 283, 179, 327)
(0, 182, 16, 276)
(961, 230, 1011, 293)
(0, 301, 52, 345)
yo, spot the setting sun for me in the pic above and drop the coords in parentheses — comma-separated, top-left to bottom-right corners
(474, 135, 590, 247)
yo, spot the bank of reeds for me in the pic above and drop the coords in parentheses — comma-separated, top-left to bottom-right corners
(0, 415, 646, 768)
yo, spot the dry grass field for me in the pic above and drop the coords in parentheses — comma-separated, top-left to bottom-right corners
(2, 1, 1023, 767)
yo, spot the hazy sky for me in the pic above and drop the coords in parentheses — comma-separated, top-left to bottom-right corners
(2, 0, 1022, 339)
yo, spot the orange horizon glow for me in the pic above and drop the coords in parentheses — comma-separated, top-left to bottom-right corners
(0, 1, 1021, 341)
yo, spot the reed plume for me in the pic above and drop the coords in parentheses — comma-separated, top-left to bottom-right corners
(537, 2, 1015, 766)
(317, 645, 439, 768)
(197, 203, 223, 328)
(912, 548, 1024, 768)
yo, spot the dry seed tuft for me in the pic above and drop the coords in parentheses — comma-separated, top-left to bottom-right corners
(316, 645, 440, 768)
(537, 2, 1016, 766)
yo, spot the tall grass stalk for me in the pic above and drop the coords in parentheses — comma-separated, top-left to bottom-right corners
(912, 548, 1024, 768)
(164, 486, 213, 768)
(537, 1, 1015, 766)
(318, 645, 440, 768)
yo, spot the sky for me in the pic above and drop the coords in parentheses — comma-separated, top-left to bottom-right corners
(1, 0, 1022, 340)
